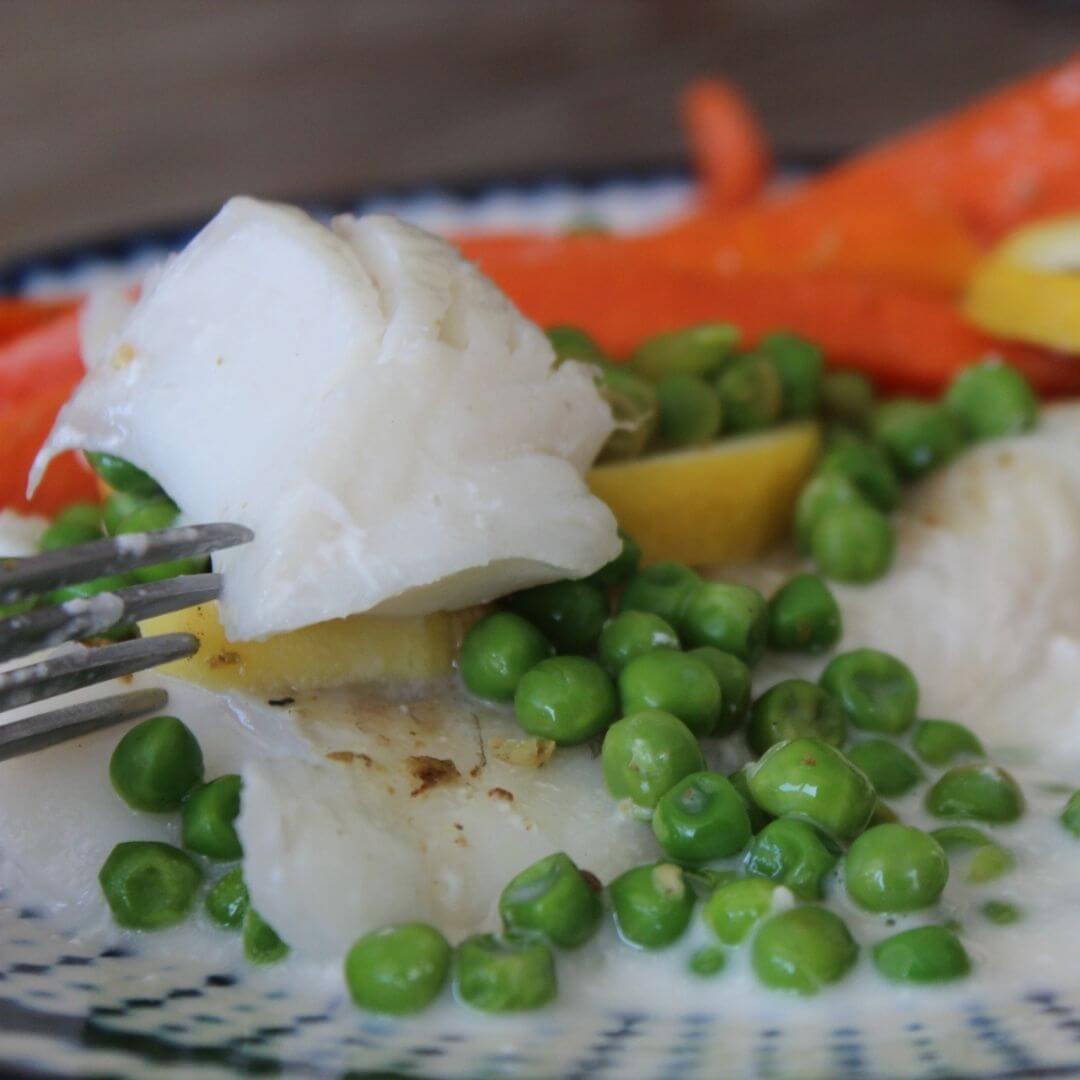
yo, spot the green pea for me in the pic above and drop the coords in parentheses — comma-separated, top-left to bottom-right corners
(744, 818, 838, 900)
(794, 472, 864, 553)
(981, 900, 1021, 925)
(652, 772, 751, 863)
(873, 400, 966, 479)
(102, 491, 146, 535)
(51, 501, 104, 533)
(39, 518, 103, 552)
(846, 739, 922, 798)
(703, 878, 779, 945)
(109, 715, 204, 813)
(823, 424, 869, 451)
(205, 867, 249, 930)
(114, 499, 207, 582)
(872, 925, 970, 984)
(818, 443, 901, 512)
(746, 679, 847, 756)
(684, 867, 739, 895)
(47, 573, 132, 606)
(844, 824, 948, 912)
(499, 853, 602, 948)
(0, 597, 38, 620)
(912, 718, 984, 766)
(243, 909, 289, 965)
(689, 648, 751, 735)
(929, 824, 1014, 882)
(688, 946, 728, 977)
(810, 502, 895, 583)
(601, 710, 705, 811)
(748, 738, 876, 841)
(181, 775, 243, 860)
(593, 363, 661, 461)
(752, 907, 858, 996)
(99, 841, 202, 931)
(821, 371, 876, 430)
(820, 648, 918, 735)
(454, 933, 556, 1012)
(459, 612, 553, 702)
(766, 573, 842, 653)
(618, 651, 722, 736)
(1062, 790, 1080, 838)
(546, 325, 605, 363)
(587, 527, 642, 589)
(85, 451, 165, 497)
(631, 323, 739, 382)
(345, 923, 451, 1013)
(758, 331, 823, 419)
(656, 373, 723, 447)
(681, 582, 767, 665)
(715, 353, 784, 433)
(926, 764, 1024, 824)
(729, 765, 773, 833)
(945, 360, 1038, 441)
(929, 824, 996, 851)
(507, 579, 608, 654)
(619, 562, 702, 633)
(515, 656, 617, 745)
(597, 610, 679, 676)
(609, 862, 695, 949)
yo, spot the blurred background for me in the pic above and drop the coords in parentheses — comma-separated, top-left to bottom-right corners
(3, 0, 1079, 262)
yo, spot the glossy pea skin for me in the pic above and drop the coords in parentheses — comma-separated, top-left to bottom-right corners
(593, 363, 660, 461)
(656, 373, 723, 447)
(844, 825, 948, 912)
(752, 907, 858, 996)
(243, 909, 289, 965)
(618, 651, 722, 736)
(912, 719, 984, 766)
(506, 580, 608, 654)
(181, 775, 243, 860)
(925, 764, 1025, 824)
(820, 648, 918, 735)
(546, 325, 605, 363)
(703, 878, 780, 945)
(767, 573, 842, 654)
(597, 611, 679, 676)
(609, 862, 695, 949)
(982, 900, 1021, 925)
(1063, 791, 1080, 838)
(794, 473, 864, 553)
(499, 853, 602, 948)
(759, 331, 823, 419)
(873, 400, 966, 479)
(681, 582, 768, 665)
(744, 818, 839, 900)
(109, 715, 204, 812)
(114, 499, 207, 583)
(872, 925, 970, 984)
(748, 738, 876, 842)
(729, 766, 773, 833)
(846, 739, 923, 798)
(821, 371, 876, 430)
(746, 679, 847, 757)
(515, 657, 617, 745)
(205, 867, 249, 930)
(345, 923, 451, 1014)
(99, 841, 202, 931)
(690, 648, 751, 734)
(85, 451, 165, 497)
(601, 710, 705, 810)
(459, 612, 553, 702)
(945, 360, 1038, 441)
(689, 946, 728, 977)
(587, 528, 642, 589)
(715, 353, 784, 433)
(454, 933, 556, 1012)
(810, 502, 895, 583)
(619, 562, 702, 633)
(102, 492, 145, 535)
(652, 772, 751, 864)
(631, 323, 740, 382)
(929, 824, 1014, 883)
(818, 443, 901, 512)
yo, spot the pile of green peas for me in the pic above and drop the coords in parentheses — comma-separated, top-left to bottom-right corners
(98, 712, 288, 965)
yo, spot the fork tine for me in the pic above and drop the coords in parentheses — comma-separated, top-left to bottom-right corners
(0, 522, 253, 603)
(0, 573, 222, 664)
(0, 633, 198, 712)
(0, 687, 170, 762)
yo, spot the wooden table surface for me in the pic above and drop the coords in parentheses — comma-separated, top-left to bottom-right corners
(2, 0, 1078, 262)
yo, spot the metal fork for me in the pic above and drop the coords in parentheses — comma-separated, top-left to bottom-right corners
(0, 523, 252, 761)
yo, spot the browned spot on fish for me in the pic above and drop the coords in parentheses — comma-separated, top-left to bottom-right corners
(118, 673, 134, 685)
(208, 650, 241, 668)
(489, 737, 556, 769)
(111, 343, 136, 370)
(326, 750, 357, 763)
(453, 822, 464, 831)
(407, 755, 460, 796)
(469, 765, 482, 779)
(454, 835, 468, 847)
(488, 787, 514, 803)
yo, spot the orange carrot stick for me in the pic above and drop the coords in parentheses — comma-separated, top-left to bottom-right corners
(0, 310, 84, 405)
(0, 298, 78, 348)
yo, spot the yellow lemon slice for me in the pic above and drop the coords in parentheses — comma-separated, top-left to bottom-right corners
(964, 215, 1080, 352)
(586, 421, 821, 566)
(141, 602, 483, 695)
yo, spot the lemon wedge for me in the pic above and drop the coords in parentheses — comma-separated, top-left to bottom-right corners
(586, 422, 821, 565)
(140, 602, 483, 695)
(964, 215, 1080, 352)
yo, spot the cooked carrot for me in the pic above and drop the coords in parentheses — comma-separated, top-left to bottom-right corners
(0, 309, 84, 406)
(0, 298, 77, 348)
(681, 78, 771, 209)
